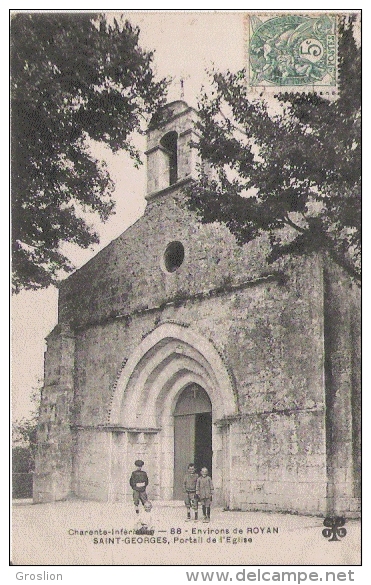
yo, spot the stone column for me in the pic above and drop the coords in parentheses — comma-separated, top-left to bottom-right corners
(160, 418, 174, 500)
(33, 324, 75, 503)
(107, 430, 130, 502)
(145, 146, 171, 195)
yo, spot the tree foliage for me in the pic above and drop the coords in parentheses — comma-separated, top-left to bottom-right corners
(12, 417, 38, 467)
(187, 16, 361, 281)
(12, 387, 41, 473)
(11, 12, 168, 292)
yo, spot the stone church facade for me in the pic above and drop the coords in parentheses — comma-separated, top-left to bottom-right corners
(34, 101, 361, 517)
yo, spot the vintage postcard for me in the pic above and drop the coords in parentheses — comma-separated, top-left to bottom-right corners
(11, 10, 361, 569)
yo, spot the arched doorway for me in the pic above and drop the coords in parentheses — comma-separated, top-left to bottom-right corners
(173, 384, 212, 499)
(108, 322, 237, 504)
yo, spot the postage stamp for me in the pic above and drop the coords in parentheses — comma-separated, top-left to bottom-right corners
(245, 13, 338, 95)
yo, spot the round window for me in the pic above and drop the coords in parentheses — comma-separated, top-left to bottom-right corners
(164, 241, 185, 273)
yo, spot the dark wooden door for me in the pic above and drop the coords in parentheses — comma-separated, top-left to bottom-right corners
(195, 412, 212, 477)
(173, 414, 195, 500)
(173, 385, 212, 499)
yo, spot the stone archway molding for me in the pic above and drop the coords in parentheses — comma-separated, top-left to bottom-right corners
(108, 322, 237, 427)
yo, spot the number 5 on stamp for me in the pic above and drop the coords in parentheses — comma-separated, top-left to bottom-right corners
(245, 14, 338, 95)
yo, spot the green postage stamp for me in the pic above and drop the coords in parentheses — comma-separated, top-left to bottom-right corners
(246, 13, 337, 94)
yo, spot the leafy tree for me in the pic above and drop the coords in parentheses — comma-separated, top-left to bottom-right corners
(11, 12, 168, 293)
(186, 16, 360, 282)
(12, 416, 38, 463)
(13, 446, 34, 474)
(12, 408, 39, 498)
(12, 387, 40, 469)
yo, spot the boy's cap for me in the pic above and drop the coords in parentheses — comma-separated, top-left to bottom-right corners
(135, 459, 144, 467)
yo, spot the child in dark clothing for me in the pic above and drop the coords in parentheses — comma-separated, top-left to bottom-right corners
(129, 459, 149, 515)
(183, 463, 199, 522)
(196, 467, 213, 523)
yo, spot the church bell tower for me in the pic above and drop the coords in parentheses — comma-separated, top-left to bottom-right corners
(145, 101, 200, 200)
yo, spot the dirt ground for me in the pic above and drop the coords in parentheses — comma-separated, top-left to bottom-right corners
(11, 499, 361, 566)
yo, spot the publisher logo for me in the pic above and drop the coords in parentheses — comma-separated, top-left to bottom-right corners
(322, 517, 347, 541)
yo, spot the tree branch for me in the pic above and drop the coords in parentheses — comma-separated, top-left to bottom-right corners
(282, 214, 307, 234)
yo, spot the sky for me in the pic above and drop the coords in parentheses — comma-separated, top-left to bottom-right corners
(11, 11, 247, 421)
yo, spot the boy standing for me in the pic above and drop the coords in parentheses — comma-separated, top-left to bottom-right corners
(183, 463, 199, 522)
(129, 459, 149, 515)
(196, 467, 213, 523)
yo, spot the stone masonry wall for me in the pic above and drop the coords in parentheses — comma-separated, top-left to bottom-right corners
(33, 325, 75, 503)
(48, 192, 359, 514)
(58, 193, 274, 330)
(71, 244, 328, 513)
